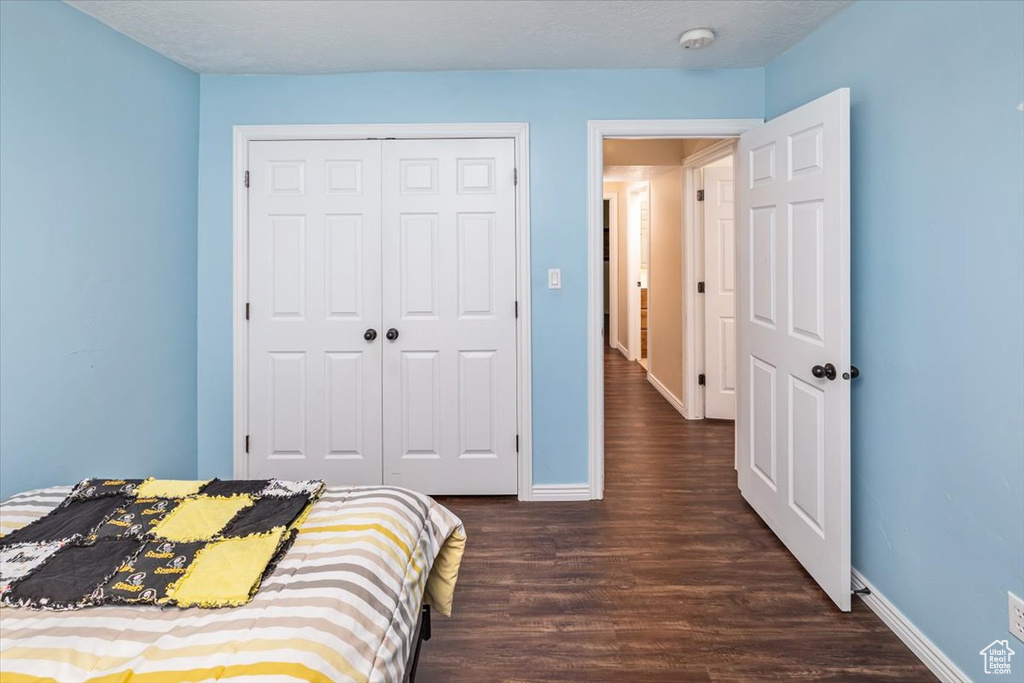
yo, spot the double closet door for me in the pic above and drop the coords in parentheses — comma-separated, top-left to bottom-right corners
(246, 138, 518, 495)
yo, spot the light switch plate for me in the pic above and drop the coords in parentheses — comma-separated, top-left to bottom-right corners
(548, 268, 561, 289)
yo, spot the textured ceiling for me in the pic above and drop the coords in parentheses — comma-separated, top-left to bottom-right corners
(65, 0, 853, 74)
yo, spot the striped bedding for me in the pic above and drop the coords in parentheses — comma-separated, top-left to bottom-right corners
(0, 485, 466, 683)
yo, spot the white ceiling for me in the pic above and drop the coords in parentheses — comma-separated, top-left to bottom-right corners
(65, 0, 853, 75)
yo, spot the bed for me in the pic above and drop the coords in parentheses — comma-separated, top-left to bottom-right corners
(0, 484, 466, 683)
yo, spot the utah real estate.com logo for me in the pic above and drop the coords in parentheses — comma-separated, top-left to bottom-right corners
(979, 639, 1015, 676)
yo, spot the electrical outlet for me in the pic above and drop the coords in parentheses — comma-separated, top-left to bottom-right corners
(1010, 592, 1024, 643)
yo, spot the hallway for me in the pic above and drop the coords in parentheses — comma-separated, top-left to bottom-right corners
(422, 348, 933, 681)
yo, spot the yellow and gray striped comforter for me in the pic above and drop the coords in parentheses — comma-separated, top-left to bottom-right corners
(0, 485, 466, 683)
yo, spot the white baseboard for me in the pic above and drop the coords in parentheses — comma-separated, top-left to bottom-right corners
(615, 342, 629, 360)
(647, 372, 687, 418)
(531, 483, 592, 501)
(851, 569, 969, 683)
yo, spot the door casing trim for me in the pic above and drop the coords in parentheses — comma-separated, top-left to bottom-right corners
(587, 119, 761, 500)
(233, 123, 532, 499)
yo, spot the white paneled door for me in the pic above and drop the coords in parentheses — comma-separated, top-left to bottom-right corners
(381, 139, 518, 494)
(248, 140, 383, 485)
(703, 162, 737, 420)
(737, 89, 851, 610)
(247, 137, 518, 494)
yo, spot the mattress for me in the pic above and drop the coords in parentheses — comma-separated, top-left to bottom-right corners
(0, 485, 466, 683)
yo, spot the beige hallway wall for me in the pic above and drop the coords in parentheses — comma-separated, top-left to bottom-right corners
(604, 138, 719, 166)
(648, 167, 684, 399)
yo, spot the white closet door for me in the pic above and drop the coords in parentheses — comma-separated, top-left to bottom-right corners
(703, 163, 737, 420)
(248, 140, 383, 485)
(381, 139, 518, 494)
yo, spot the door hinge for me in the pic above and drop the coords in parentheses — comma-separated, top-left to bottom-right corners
(513, 168, 518, 186)
(698, 373, 706, 386)
(516, 435, 519, 452)
(515, 300, 519, 318)
(244, 170, 249, 188)
(696, 189, 704, 202)
(245, 435, 250, 453)
(697, 281, 705, 294)
(245, 302, 250, 320)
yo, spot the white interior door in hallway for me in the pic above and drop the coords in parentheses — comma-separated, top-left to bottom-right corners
(703, 160, 737, 420)
(737, 88, 852, 610)
(246, 138, 518, 494)
(627, 183, 648, 362)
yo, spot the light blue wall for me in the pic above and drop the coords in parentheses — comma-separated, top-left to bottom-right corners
(196, 69, 764, 483)
(765, 1, 1024, 678)
(10, 7, 1018, 675)
(0, 1, 200, 499)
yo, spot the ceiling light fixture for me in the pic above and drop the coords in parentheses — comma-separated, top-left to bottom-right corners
(679, 28, 716, 50)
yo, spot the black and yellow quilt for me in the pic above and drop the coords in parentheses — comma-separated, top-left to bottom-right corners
(0, 477, 324, 610)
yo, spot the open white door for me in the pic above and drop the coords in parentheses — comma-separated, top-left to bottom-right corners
(737, 88, 851, 610)
(626, 183, 647, 361)
(703, 162, 737, 420)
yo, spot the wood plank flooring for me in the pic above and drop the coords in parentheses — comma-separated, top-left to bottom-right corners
(422, 348, 934, 681)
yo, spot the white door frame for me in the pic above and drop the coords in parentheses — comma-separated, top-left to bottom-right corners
(681, 139, 739, 420)
(233, 123, 534, 500)
(604, 191, 619, 351)
(587, 119, 760, 500)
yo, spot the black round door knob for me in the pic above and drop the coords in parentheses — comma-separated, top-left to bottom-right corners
(386, 328, 399, 341)
(843, 365, 860, 380)
(812, 363, 838, 381)
(363, 329, 377, 341)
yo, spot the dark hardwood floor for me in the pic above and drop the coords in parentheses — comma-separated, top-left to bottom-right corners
(423, 348, 934, 682)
